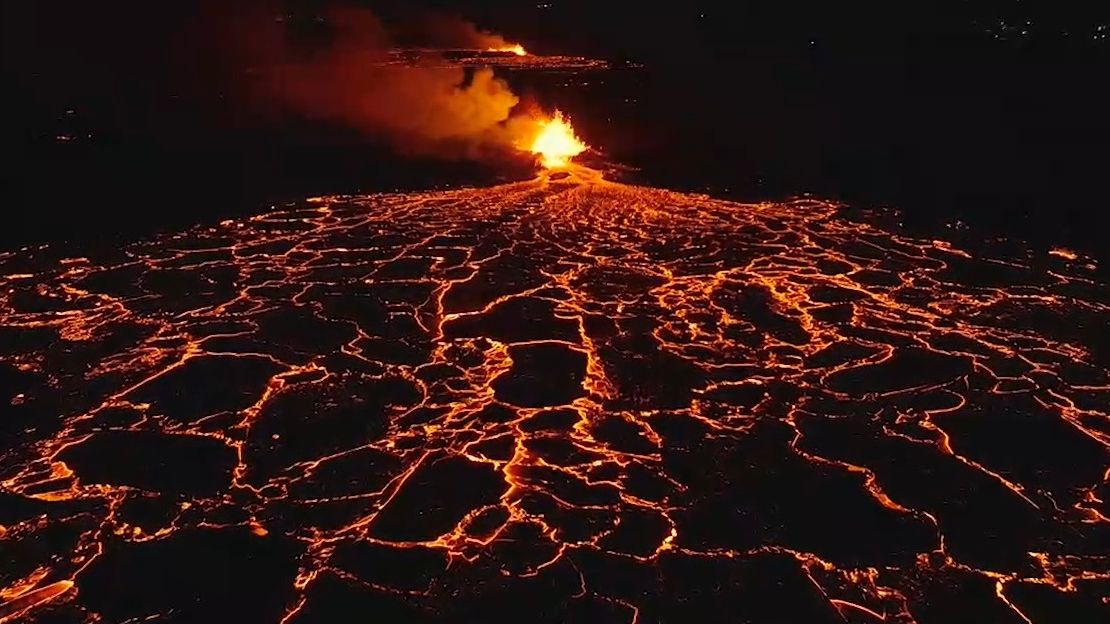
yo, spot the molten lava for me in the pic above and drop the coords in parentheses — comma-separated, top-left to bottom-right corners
(489, 44, 527, 56)
(2, 170, 1108, 623)
(528, 111, 588, 168)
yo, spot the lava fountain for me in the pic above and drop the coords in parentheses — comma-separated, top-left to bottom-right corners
(527, 111, 589, 168)
(489, 44, 528, 56)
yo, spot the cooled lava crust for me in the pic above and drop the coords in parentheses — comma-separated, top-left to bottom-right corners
(2, 167, 1108, 623)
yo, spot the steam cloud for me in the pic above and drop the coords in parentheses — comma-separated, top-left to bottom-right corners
(216, 5, 536, 159)
(409, 12, 524, 51)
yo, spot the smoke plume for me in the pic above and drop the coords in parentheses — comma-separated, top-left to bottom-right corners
(195, 3, 535, 159)
(412, 13, 523, 50)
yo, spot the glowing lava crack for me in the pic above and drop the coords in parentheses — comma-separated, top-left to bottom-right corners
(1, 167, 1108, 623)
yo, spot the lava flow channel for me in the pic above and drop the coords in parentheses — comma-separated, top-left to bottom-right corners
(1, 167, 1108, 624)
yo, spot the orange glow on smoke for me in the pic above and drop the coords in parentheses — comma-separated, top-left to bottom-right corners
(528, 111, 588, 168)
(489, 44, 528, 56)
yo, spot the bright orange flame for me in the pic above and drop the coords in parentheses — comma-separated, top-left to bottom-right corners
(529, 111, 588, 168)
(489, 44, 527, 56)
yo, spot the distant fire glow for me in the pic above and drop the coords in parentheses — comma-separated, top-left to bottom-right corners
(529, 111, 588, 168)
(489, 44, 528, 56)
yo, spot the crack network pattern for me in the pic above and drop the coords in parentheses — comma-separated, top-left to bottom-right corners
(1, 167, 1108, 623)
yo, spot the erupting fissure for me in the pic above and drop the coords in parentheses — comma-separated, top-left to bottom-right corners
(488, 44, 528, 56)
(527, 110, 589, 168)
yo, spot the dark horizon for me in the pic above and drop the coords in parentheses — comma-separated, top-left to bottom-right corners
(5, 1, 1109, 259)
